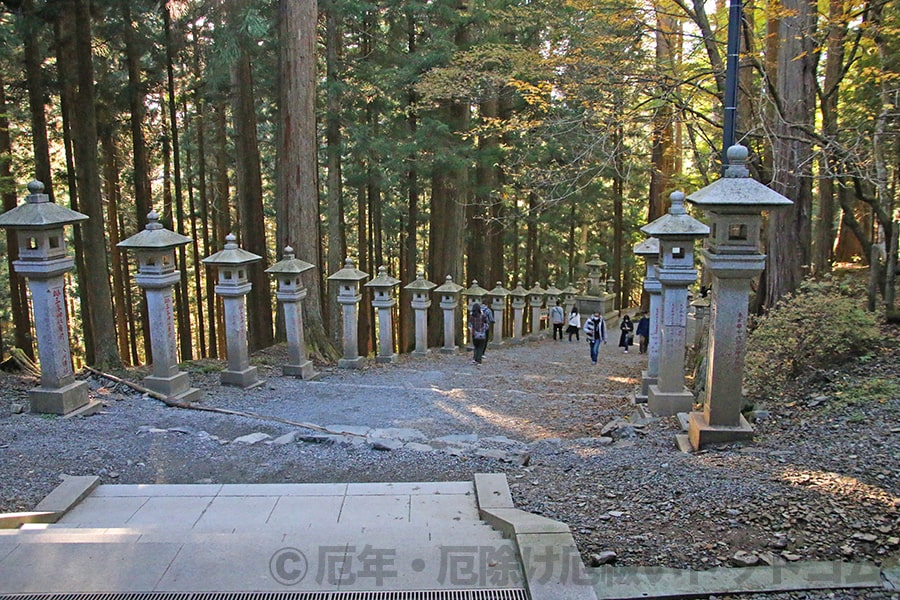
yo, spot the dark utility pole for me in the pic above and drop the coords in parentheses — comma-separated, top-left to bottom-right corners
(722, 0, 742, 169)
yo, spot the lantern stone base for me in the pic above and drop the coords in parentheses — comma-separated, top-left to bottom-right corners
(647, 385, 695, 417)
(144, 372, 202, 402)
(28, 380, 89, 415)
(439, 346, 458, 355)
(688, 411, 755, 450)
(411, 349, 431, 358)
(338, 356, 366, 369)
(488, 339, 505, 349)
(375, 353, 398, 364)
(221, 366, 262, 389)
(283, 360, 317, 379)
(634, 370, 658, 404)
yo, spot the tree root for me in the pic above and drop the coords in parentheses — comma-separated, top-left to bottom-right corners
(82, 366, 364, 438)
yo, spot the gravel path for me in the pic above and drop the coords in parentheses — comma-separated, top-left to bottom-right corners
(1, 333, 897, 598)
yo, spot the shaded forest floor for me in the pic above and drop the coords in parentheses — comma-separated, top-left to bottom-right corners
(0, 327, 898, 590)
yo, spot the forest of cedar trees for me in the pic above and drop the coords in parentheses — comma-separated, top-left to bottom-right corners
(0, 0, 896, 370)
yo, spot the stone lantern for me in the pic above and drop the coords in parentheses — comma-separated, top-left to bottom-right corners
(200, 233, 262, 389)
(364, 266, 401, 364)
(687, 295, 711, 349)
(508, 282, 528, 341)
(265, 246, 316, 379)
(633, 237, 661, 404)
(545, 283, 562, 308)
(585, 255, 606, 295)
(0, 181, 91, 414)
(640, 191, 709, 417)
(462, 279, 489, 311)
(526, 282, 546, 337)
(404, 272, 436, 357)
(432, 275, 464, 353)
(684, 144, 792, 450)
(202, 233, 263, 389)
(328, 258, 369, 368)
(487, 282, 510, 348)
(561, 284, 579, 316)
(118, 210, 201, 402)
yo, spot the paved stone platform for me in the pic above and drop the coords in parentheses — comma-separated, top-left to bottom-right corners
(0, 479, 531, 596)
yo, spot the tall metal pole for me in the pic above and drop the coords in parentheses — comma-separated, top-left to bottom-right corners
(722, 0, 743, 170)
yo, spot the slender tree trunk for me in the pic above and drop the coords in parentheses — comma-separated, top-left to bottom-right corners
(399, 12, 419, 353)
(121, 0, 153, 361)
(190, 25, 209, 357)
(163, 2, 193, 362)
(325, 0, 346, 347)
(20, 0, 53, 196)
(99, 124, 131, 365)
(0, 75, 33, 358)
(210, 101, 231, 357)
(230, 50, 274, 352)
(277, 0, 338, 361)
(71, 0, 121, 367)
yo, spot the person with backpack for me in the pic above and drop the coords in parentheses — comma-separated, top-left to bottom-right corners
(549, 300, 565, 341)
(583, 310, 606, 364)
(469, 302, 490, 364)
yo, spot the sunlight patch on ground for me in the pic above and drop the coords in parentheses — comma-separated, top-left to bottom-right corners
(777, 467, 899, 507)
(466, 404, 561, 439)
(607, 375, 639, 385)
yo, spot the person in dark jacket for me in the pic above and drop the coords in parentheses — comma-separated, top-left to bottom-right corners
(619, 314, 634, 353)
(636, 313, 650, 354)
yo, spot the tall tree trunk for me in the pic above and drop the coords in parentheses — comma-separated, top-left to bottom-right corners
(121, 0, 153, 361)
(99, 123, 131, 365)
(765, 0, 817, 307)
(277, 0, 338, 361)
(0, 75, 33, 358)
(399, 12, 419, 353)
(230, 49, 274, 352)
(325, 0, 346, 347)
(69, 0, 121, 368)
(814, 0, 848, 274)
(190, 24, 209, 357)
(163, 2, 193, 361)
(19, 0, 53, 196)
(648, 8, 678, 222)
(357, 184, 372, 356)
(208, 101, 231, 358)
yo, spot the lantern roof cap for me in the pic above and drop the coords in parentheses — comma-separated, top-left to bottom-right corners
(327, 257, 369, 281)
(404, 271, 437, 292)
(364, 265, 401, 288)
(641, 191, 710, 238)
(433, 274, 464, 294)
(561, 284, 579, 295)
(585, 255, 607, 268)
(508, 282, 529, 297)
(202, 233, 262, 266)
(265, 246, 315, 275)
(687, 145, 793, 209)
(545, 284, 563, 296)
(0, 181, 88, 229)
(633, 237, 660, 256)
(462, 280, 490, 297)
(118, 210, 192, 250)
(488, 282, 510, 297)
(527, 282, 546, 295)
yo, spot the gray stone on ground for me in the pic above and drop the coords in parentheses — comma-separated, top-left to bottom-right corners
(272, 431, 299, 445)
(232, 432, 271, 444)
(369, 427, 426, 441)
(369, 438, 403, 451)
(590, 551, 618, 566)
(325, 424, 372, 436)
(404, 442, 434, 452)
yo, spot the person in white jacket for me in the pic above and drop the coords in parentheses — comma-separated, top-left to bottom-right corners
(566, 308, 581, 342)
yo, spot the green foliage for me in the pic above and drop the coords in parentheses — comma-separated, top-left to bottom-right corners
(834, 376, 900, 407)
(744, 276, 881, 399)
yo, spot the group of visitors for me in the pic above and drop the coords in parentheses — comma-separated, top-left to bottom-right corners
(469, 299, 651, 366)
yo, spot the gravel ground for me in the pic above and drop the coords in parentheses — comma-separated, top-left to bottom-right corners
(0, 331, 897, 599)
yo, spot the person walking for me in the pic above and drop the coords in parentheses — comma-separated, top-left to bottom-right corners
(636, 313, 650, 354)
(583, 310, 606, 364)
(469, 302, 490, 364)
(566, 307, 581, 342)
(619, 314, 634, 353)
(549, 300, 565, 341)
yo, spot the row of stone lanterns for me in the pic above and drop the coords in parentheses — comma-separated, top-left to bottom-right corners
(633, 145, 791, 450)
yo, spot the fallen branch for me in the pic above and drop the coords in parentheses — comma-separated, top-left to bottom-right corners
(82, 366, 363, 438)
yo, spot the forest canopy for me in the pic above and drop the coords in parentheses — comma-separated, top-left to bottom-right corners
(0, 0, 896, 369)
